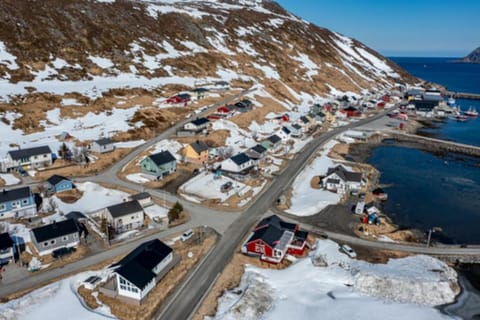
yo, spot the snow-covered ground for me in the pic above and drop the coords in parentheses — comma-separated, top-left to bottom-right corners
(50, 182, 129, 214)
(286, 139, 343, 216)
(209, 239, 458, 320)
(179, 172, 250, 203)
(0, 173, 20, 186)
(0, 270, 114, 320)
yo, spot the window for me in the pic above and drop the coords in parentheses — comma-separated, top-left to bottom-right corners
(43, 242, 48, 247)
(120, 278, 126, 285)
(131, 215, 136, 220)
(34, 155, 38, 159)
(22, 199, 29, 205)
(73, 234, 78, 239)
(44, 154, 48, 158)
(0, 204, 5, 211)
(63, 236, 68, 241)
(50, 240, 56, 245)
(11, 201, 19, 208)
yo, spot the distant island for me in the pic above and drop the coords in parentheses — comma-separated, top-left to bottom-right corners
(459, 46, 480, 63)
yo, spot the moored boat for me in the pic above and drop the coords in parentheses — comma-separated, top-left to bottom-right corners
(464, 106, 478, 117)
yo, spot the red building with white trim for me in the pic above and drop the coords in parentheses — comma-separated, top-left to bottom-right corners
(242, 215, 309, 263)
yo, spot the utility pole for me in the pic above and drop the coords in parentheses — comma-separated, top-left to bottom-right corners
(426, 229, 433, 248)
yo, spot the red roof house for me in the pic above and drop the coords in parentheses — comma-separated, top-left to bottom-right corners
(242, 215, 309, 263)
(166, 93, 192, 105)
(340, 106, 361, 117)
(382, 94, 391, 103)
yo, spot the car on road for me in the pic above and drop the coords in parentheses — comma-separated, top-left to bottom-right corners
(341, 244, 356, 258)
(181, 229, 194, 242)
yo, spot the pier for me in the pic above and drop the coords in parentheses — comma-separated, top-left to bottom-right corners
(389, 132, 480, 157)
(446, 91, 480, 100)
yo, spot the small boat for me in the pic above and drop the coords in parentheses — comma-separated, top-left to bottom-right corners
(454, 114, 468, 122)
(447, 97, 456, 106)
(464, 106, 478, 117)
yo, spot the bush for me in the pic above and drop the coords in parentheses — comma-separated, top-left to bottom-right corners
(168, 201, 183, 223)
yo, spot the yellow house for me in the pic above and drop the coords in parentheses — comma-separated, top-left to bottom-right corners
(325, 111, 335, 122)
(184, 141, 209, 164)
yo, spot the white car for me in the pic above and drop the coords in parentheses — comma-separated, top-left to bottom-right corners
(181, 229, 194, 242)
(341, 244, 357, 258)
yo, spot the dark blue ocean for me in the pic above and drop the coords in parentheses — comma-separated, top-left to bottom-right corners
(366, 58, 480, 244)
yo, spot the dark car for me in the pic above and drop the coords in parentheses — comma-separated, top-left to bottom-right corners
(18, 168, 28, 177)
(52, 247, 76, 259)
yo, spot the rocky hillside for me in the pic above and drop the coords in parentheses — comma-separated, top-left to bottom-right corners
(460, 47, 480, 63)
(0, 0, 414, 104)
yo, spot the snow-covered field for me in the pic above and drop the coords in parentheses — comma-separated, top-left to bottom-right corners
(286, 139, 343, 216)
(0, 270, 114, 320)
(210, 239, 458, 320)
(50, 182, 129, 214)
(179, 172, 250, 203)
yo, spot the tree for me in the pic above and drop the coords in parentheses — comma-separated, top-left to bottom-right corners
(100, 218, 114, 240)
(168, 201, 183, 223)
(58, 143, 71, 161)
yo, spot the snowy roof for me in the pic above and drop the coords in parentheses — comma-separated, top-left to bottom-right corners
(114, 239, 173, 290)
(107, 200, 143, 218)
(0, 186, 32, 203)
(8, 145, 51, 160)
(31, 219, 79, 243)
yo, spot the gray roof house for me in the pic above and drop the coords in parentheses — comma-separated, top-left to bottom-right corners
(140, 150, 177, 178)
(246, 144, 267, 162)
(105, 200, 144, 233)
(30, 219, 80, 256)
(322, 165, 363, 194)
(90, 138, 115, 154)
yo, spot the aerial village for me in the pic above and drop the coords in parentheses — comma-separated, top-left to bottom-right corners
(0, 71, 464, 319)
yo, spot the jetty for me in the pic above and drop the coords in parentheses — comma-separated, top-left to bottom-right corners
(389, 132, 480, 157)
(446, 91, 480, 101)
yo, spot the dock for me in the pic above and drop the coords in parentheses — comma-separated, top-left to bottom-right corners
(446, 91, 480, 100)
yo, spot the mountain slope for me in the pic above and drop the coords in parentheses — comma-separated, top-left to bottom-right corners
(460, 46, 480, 63)
(0, 0, 414, 104)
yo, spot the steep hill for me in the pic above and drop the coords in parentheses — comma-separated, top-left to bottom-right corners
(460, 47, 480, 63)
(0, 0, 414, 104)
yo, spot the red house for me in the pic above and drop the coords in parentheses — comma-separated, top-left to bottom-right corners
(242, 215, 309, 263)
(166, 93, 192, 105)
(323, 103, 333, 112)
(377, 101, 386, 108)
(281, 114, 290, 122)
(382, 94, 391, 103)
(340, 106, 361, 117)
(217, 106, 230, 114)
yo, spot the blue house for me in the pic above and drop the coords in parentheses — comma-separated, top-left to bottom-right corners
(0, 186, 37, 220)
(140, 151, 177, 179)
(46, 175, 74, 193)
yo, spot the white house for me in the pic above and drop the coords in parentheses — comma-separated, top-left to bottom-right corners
(0, 232, 14, 264)
(289, 124, 302, 138)
(276, 126, 291, 142)
(90, 138, 115, 154)
(128, 192, 153, 208)
(104, 200, 144, 233)
(4, 145, 52, 172)
(322, 165, 363, 194)
(184, 117, 210, 132)
(220, 153, 254, 174)
(114, 239, 174, 302)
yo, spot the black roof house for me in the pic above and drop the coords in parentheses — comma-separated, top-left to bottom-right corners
(256, 215, 297, 232)
(267, 135, 281, 144)
(247, 225, 284, 248)
(190, 141, 209, 154)
(94, 138, 114, 146)
(8, 146, 51, 160)
(47, 174, 71, 187)
(113, 239, 173, 290)
(148, 150, 176, 167)
(190, 117, 210, 127)
(107, 200, 143, 218)
(0, 232, 13, 251)
(250, 144, 267, 155)
(326, 165, 362, 182)
(0, 187, 33, 203)
(31, 219, 79, 243)
(230, 153, 251, 166)
(281, 126, 291, 134)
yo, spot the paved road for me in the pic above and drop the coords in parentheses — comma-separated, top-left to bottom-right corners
(157, 109, 399, 320)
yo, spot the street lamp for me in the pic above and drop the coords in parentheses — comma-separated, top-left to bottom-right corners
(426, 227, 442, 247)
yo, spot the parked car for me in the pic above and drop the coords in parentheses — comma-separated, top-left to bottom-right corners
(18, 168, 28, 177)
(341, 244, 356, 258)
(52, 247, 76, 259)
(181, 229, 194, 242)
